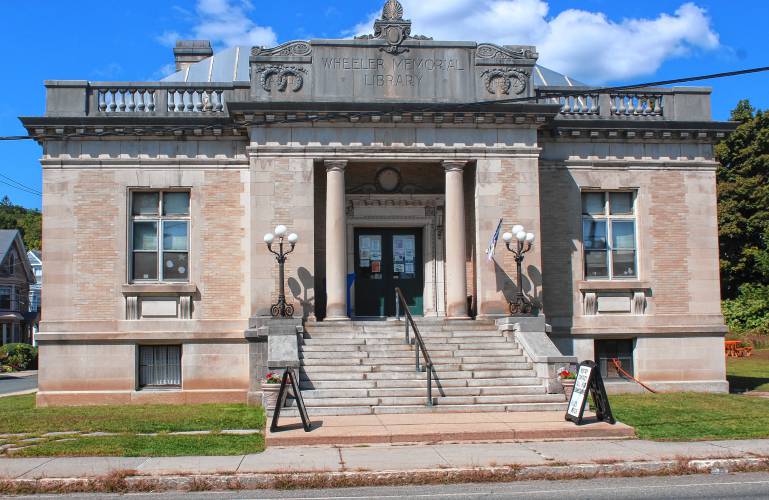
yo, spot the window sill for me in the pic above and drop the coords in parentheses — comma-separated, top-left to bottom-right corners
(121, 283, 197, 295)
(578, 280, 651, 291)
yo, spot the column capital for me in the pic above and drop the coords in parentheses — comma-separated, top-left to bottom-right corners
(442, 160, 469, 172)
(324, 160, 348, 172)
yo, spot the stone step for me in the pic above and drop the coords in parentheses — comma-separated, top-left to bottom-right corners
(299, 355, 528, 365)
(300, 393, 563, 408)
(300, 348, 524, 358)
(300, 361, 532, 372)
(300, 385, 546, 399)
(271, 402, 569, 417)
(300, 369, 537, 381)
(299, 377, 542, 390)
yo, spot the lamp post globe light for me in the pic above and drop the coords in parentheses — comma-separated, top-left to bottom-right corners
(264, 225, 299, 318)
(502, 224, 536, 316)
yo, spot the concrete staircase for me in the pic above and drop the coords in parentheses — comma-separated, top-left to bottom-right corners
(275, 319, 567, 416)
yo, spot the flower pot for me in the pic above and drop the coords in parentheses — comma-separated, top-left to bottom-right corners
(261, 383, 281, 410)
(561, 379, 576, 401)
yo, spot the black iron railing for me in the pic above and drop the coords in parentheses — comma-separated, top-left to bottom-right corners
(394, 287, 434, 407)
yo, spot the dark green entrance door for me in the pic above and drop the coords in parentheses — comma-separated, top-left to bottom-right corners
(354, 228, 424, 317)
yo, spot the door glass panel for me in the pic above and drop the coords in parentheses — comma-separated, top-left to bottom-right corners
(358, 235, 382, 280)
(393, 235, 416, 279)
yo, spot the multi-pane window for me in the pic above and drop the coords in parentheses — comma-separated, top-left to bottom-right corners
(138, 345, 182, 388)
(595, 339, 634, 379)
(130, 191, 190, 282)
(0, 287, 11, 310)
(582, 191, 637, 279)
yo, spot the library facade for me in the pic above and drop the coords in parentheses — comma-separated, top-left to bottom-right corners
(23, 1, 734, 408)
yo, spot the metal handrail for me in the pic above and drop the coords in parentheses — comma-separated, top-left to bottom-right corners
(394, 287, 434, 406)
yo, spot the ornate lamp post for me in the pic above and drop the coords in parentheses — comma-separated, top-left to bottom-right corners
(263, 225, 299, 318)
(502, 225, 536, 316)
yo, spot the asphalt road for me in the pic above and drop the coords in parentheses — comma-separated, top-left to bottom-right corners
(0, 372, 37, 395)
(20, 472, 769, 499)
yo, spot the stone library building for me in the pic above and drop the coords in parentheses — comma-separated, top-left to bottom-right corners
(23, 1, 733, 412)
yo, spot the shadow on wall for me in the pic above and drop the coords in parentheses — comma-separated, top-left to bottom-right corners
(288, 267, 315, 319)
(493, 260, 544, 314)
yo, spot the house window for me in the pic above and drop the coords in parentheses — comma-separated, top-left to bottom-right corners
(130, 191, 190, 282)
(0, 287, 11, 310)
(595, 339, 634, 379)
(582, 191, 637, 279)
(138, 345, 182, 388)
(4, 252, 14, 275)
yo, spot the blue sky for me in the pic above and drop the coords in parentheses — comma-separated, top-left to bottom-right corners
(2, 0, 768, 210)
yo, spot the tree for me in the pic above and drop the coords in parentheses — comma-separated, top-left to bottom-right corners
(0, 197, 42, 251)
(715, 100, 769, 300)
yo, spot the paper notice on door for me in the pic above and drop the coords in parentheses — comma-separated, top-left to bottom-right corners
(371, 250, 382, 261)
(405, 248, 415, 262)
(371, 261, 381, 273)
(394, 264, 405, 273)
(360, 249, 370, 260)
(360, 259, 370, 268)
(371, 238, 381, 251)
(360, 237, 371, 250)
(405, 263, 415, 274)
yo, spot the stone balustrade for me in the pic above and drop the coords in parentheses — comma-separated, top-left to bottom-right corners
(609, 92, 664, 117)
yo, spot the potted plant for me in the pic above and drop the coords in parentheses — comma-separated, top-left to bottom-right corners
(261, 372, 282, 409)
(558, 368, 577, 400)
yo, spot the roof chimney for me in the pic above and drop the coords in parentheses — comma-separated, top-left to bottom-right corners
(173, 40, 213, 73)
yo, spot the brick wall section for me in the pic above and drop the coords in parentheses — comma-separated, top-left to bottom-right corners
(72, 171, 121, 320)
(650, 171, 691, 314)
(539, 168, 579, 318)
(200, 170, 245, 319)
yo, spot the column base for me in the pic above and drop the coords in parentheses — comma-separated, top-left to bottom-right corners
(446, 316, 472, 320)
(324, 316, 351, 322)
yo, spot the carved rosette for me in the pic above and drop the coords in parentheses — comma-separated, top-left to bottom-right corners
(255, 65, 307, 93)
(481, 68, 530, 96)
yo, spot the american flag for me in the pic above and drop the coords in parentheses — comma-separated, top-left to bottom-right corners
(486, 219, 503, 262)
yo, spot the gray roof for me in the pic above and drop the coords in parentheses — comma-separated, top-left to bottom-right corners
(162, 45, 586, 87)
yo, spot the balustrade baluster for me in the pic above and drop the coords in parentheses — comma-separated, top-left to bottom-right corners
(127, 90, 136, 112)
(185, 91, 194, 112)
(214, 91, 224, 112)
(117, 90, 127, 112)
(136, 90, 146, 112)
(177, 91, 186, 112)
(195, 91, 204, 112)
(147, 90, 156, 112)
(561, 96, 571, 114)
(626, 95, 635, 115)
(98, 91, 107, 112)
(590, 94, 598, 114)
(108, 90, 117, 112)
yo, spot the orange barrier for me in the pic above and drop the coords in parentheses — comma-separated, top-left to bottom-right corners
(611, 358, 657, 394)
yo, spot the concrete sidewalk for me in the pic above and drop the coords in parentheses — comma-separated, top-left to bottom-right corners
(2, 438, 769, 479)
(267, 411, 634, 445)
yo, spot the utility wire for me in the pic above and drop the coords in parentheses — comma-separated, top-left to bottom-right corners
(0, 174, 41, 196)
(0, 64, 766, 141)
(0, 180, 41, 197)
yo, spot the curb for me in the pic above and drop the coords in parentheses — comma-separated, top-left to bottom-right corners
(1, 457, 768, 494)
(0, 390, 36, 399)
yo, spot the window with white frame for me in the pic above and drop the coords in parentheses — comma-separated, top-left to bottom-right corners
(0, 286, 11, 310)
(138, 345, 182, 388)
(582, 191, 637, 279)
(130, 191, 190, 282)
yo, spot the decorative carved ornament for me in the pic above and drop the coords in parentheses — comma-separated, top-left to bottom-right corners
(255, 65, 307, 92)
(476, 43, 536, 60)
(355, 0, 432, 55)
(251, 41, 312, 57)
(481, 68, 530, 96)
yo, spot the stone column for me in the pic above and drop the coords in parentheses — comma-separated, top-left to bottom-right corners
(443, 160, 469, 318)
(324, 160, 349, 320)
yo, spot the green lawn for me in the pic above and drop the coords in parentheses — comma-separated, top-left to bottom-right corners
(726, 349, 769, 393)
(610, 392, 769, 441)
(0, 394, 265, 457)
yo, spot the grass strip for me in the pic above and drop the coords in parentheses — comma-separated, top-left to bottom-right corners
(610, 392, 769, 441)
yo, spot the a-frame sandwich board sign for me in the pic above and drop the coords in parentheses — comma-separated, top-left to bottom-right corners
(565, 360, 616, 425)
(270, 367, 312, 433)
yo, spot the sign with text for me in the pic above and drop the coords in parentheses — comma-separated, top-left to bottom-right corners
(565, 361, 615, 425)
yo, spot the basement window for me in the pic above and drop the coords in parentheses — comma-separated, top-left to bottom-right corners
(138, 345, 181, 389)
(595, 339, 634, 379)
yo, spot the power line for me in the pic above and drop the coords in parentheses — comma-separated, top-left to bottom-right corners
(0, 174, 41, 196)
(0, 64, 767, 141)
(0, 180, 41, 197)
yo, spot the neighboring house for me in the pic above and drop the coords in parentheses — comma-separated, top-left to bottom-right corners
(26, 250, 42, 345)
(0, 231, 36, 345)
(21, 1, 735, 408)
(27, 250, 42, 313)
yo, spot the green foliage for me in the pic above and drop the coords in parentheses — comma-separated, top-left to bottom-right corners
(0, 196, 42, 250)
(722, 284, 769, 334)
(716, 100, 769, 299)
(0, 343, 38, 371)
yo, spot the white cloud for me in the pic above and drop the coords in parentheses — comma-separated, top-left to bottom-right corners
(163, 0, 277, 50)
(354, 0, 720, 83)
